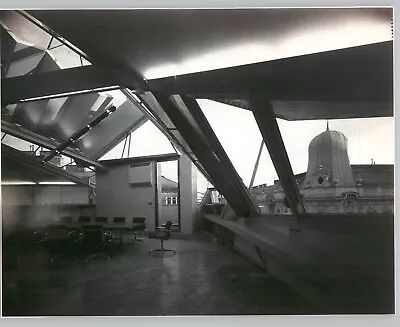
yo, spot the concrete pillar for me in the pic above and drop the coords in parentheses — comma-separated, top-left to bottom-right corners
(179, 155, 197, 234)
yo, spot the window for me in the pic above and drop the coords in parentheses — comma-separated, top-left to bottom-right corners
(165, 196, 178, 205)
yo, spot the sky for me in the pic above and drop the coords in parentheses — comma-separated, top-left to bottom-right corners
(101, 99, 395, 194)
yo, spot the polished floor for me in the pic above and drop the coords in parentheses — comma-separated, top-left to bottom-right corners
(2, 233, 311, 316)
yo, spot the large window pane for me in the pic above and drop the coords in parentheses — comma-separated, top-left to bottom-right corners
(198, 99, 277, 188)
(99, 121, 175, 160)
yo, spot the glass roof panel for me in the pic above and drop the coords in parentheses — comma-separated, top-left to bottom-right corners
(198, 99, 277, 188)
(2, 134, 35, 152)
(99, 120, 175, 160)
(6, 52, 46, 78)
(0, 11, 51, 50)
(48, 44, 91, 69)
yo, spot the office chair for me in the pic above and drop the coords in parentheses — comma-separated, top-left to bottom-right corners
(95, 216, 108, 223)
(80, 225, 110, 263)
(78, 216, 91, 223)
(110, 217, 126, 243)
(60, 216, 73, 224)
(132, 217, 146, 241)
(45, 225, 81, 263)
(148, 221, 176, 255)
(94, 217, 112, 242)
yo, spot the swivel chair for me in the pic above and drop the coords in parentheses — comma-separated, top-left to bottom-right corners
(148, 221, 176, 255)
(45, 225, 81, 263)
(80, 225, 110, 263)
(132, 217, 146, 241)
(78, 216, 91, 224)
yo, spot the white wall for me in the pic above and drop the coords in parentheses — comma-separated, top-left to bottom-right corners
(96, 161, 157, 230)
(2, 185, 90, 205)
(1, 185, 92, 232)
(179, 155, 197, 234)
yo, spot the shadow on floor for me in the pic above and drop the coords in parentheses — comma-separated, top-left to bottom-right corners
(2, 233, 312, 316)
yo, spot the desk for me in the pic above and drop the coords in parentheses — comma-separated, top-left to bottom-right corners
(107, 224, 146, 242)
(65, 223, 146, 243)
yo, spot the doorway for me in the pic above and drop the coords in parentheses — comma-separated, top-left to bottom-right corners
(157, 159, 180, 232)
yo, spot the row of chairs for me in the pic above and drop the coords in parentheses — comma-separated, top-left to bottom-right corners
(59, 216, 143, 225)
(4, 217, 175, 266)
(45, 225, 109, 263)
(55, 216, 147, 241)
(34, 216, 146, 263)
(3, 224, 111, 265)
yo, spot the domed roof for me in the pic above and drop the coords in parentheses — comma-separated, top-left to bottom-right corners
(303, 123, 354, 188)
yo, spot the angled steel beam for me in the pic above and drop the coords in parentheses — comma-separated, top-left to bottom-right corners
(153, 92, 258, 218)
(148, 41, 393, 103)
(249, 140, 264, 189)
(2, 144, 91, 187)
(180, 95, 260, 217)
(1, 65, 135, 105)
(90, 114, 148, 160)
(42, 105, 117, 163)
(121, 132, 129, 159)
(121, 88, 213, 183)
(249, 96, 305, 215)
(1, 120, 108, 170)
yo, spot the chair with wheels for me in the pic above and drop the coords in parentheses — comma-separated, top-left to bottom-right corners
(111, 217, 126, 243)
(132, 217, 146, 241)
(44, 225, 81, 263)
(80, 225, 110, 263)
(94, 216, 112, 242)
(148, 221, 176, 255)
(78, 216, 91, 224)
(95, 216, 108, 223)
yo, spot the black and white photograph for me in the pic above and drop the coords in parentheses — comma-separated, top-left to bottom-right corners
(0, 5, 396, 319)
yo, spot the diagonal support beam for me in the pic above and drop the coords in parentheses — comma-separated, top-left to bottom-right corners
(121, 89, 213, 183)
(2, 144, 91, 187)
(42, 105, 117, 163)
(249, 96, 305, 215)
(180, 95, 260, 217)
(1, 120, 108, 171)
(148, 41, 393, 103)
(1, 65, 137, 105)
(153, 92, 259, 218)
(249, 139, 264, 189)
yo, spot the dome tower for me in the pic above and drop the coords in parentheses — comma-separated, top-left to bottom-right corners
(303, 123, 354, 188)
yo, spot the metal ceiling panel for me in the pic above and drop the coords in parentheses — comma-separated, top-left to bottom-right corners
(1, 143, 90, 185)
(0, 25, 17, 77)
(30, 8, 392, 79)
(52, 92, 101, 139)
(1, 120, 108, 170)
(149, 41, 393, 103)
(211, 99, 394, 121)
(75, 100, 147, 159)
(2, 65, 123, 105)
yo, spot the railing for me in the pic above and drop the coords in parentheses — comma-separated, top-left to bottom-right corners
(197, 191, 205, 207)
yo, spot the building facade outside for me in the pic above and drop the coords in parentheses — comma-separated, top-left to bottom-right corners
(251, 125, 394, 215)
